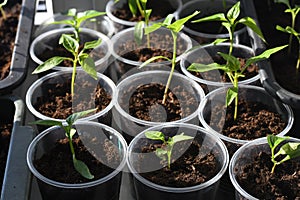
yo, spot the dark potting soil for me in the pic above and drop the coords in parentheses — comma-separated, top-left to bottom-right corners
(33, 79, 111, 119)
(34, 135, 121, 183)
(235, 151, 300, 199)
(122, 47, 172, 63)
(128, 83, 198, 122)
(112, 0, 176, 22)
(136, 134, 220, 187)
(0, 3, 21, 80)
(253, 0, 300, 94)
(0, 123, 12, 190)
(209, 99, 286, 140)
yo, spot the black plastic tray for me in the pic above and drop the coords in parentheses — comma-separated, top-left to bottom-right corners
(0, 95, 34, 200)
(0, 0, 35, 94)
(242, 0, 300, 109)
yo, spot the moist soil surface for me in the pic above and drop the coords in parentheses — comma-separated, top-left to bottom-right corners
(135, 134, 220, 187)
(34, 134, 121, 183)
(112, 0, 176, 22)
(0, 3, 21, 80)
(127, 83, 198, 122)
(0, 123, 12, 190)
(34, 78, 111, 119)
(253, 0, 300, 94)
(207, 99, 286, 156)
(235, 151, 300, 199)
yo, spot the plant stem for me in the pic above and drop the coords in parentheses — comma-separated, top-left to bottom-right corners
(0, 7, 6, 20)
(233, 75, 238, 121)
(162, 32, 177, 104)
(71, 56, 78, 97)
(271, 163, 276, 174)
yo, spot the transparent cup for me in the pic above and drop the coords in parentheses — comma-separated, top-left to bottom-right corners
(27, 121, 127, 200)
(112, 70, 205, 143)
(25, 70, 116, 126)
(127, 123, 229, 200)
(30, 28, 112, 73)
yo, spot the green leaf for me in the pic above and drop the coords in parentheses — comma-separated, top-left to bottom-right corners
(77, 10, 106, 26)
(139, 56, 169, 68)
(155, 148, 168, 161)
(70, 128, 76, 138)
(226, 87, 238, 107)
(144, 23, 163, 34)
(128, 0, 138, 16)
(162, 14, 174, 26)
(187, 62, 228, 72)
(227, 1, 240, 21)
(73, 156, 94, 180)
(51, 20, 76, 27)
(0, 0, 7, 7)
(29, 120, 63, 127)
(59, 34, 79, 54)
(32, 56, 69, 74)
(218, 52, 240, 71)
(67, 8, 77, 17)
(134, 21, 145, 45)
(171, 133, 193, 144)
(80, 56, 98, 80)
(212, 38, 229, 45)
(267, 135, 289, 149)
(245, 45, 288, 67)
(192, 13, 226, 23)
(168, 11, 200, 33)
(239, 17, 266, 43)
(274, 0, 290, 8)
(276, 142, 300, 160)
(66, 108, 97, 126)
(83, 38, 102, 50)
(145, 131, 165, 142)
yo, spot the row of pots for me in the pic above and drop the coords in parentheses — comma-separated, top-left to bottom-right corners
(24, 0, 299, 199)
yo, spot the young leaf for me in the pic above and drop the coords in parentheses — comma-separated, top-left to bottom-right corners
(59, 34, 79, 54)
(218, 52, 241, 71)
(145, 131, 165, 141)
(128, 0, 138, 16)
(238, 17, 266, 43)
(83, 38, 102, 50)
(29, 120, 63, 127)
(66, 108, 97, 125)
(192, 13, 226, 23)
(227, 1, 240, 21)
(274, 0, 290, 8)
(187, 62, 228, 72)
(67, 8, 77, 17)
(144, 23, 163, 34)
(80, 56, 98, 80)
(171, 133, 193, 144)
(134, 21, 145, 45)
(70, 128, 77, 138)
(155, 148, 168, 162)
(267, 134, 289, 149)
(167, 11, 200, 33)
(276, 142, 300, 159)
(52, 20, 75, 27)
(32, 56, 69, 74)
(77, 10, 106, 25)
(73, 156, 94, 179)
(245, 45, 288, 67)
(226, 87, 238, 107)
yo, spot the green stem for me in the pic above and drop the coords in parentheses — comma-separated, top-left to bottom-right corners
(0, 7, 6, 20)
(71, 57, 78, 97)
(288, 13, 296, 54)
(162, 33, 177, 104)
(233, 75, 238, 121)
(271, 163, 277, 174)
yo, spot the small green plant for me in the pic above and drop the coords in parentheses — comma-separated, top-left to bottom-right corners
(192, 1, 265, 57)
(187, 45, 287, 120)
(31, 109, 97, 179)
(32, 33, 100, 96)
(274, 0, 300, 53)
(267, 134, 300, 174)
(52, 8, 106, 42)
(0, 0, 7, 20)
(145, 131, 193, 169)
(140, 11, 200, 104)
(276, 25, 300, 69)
